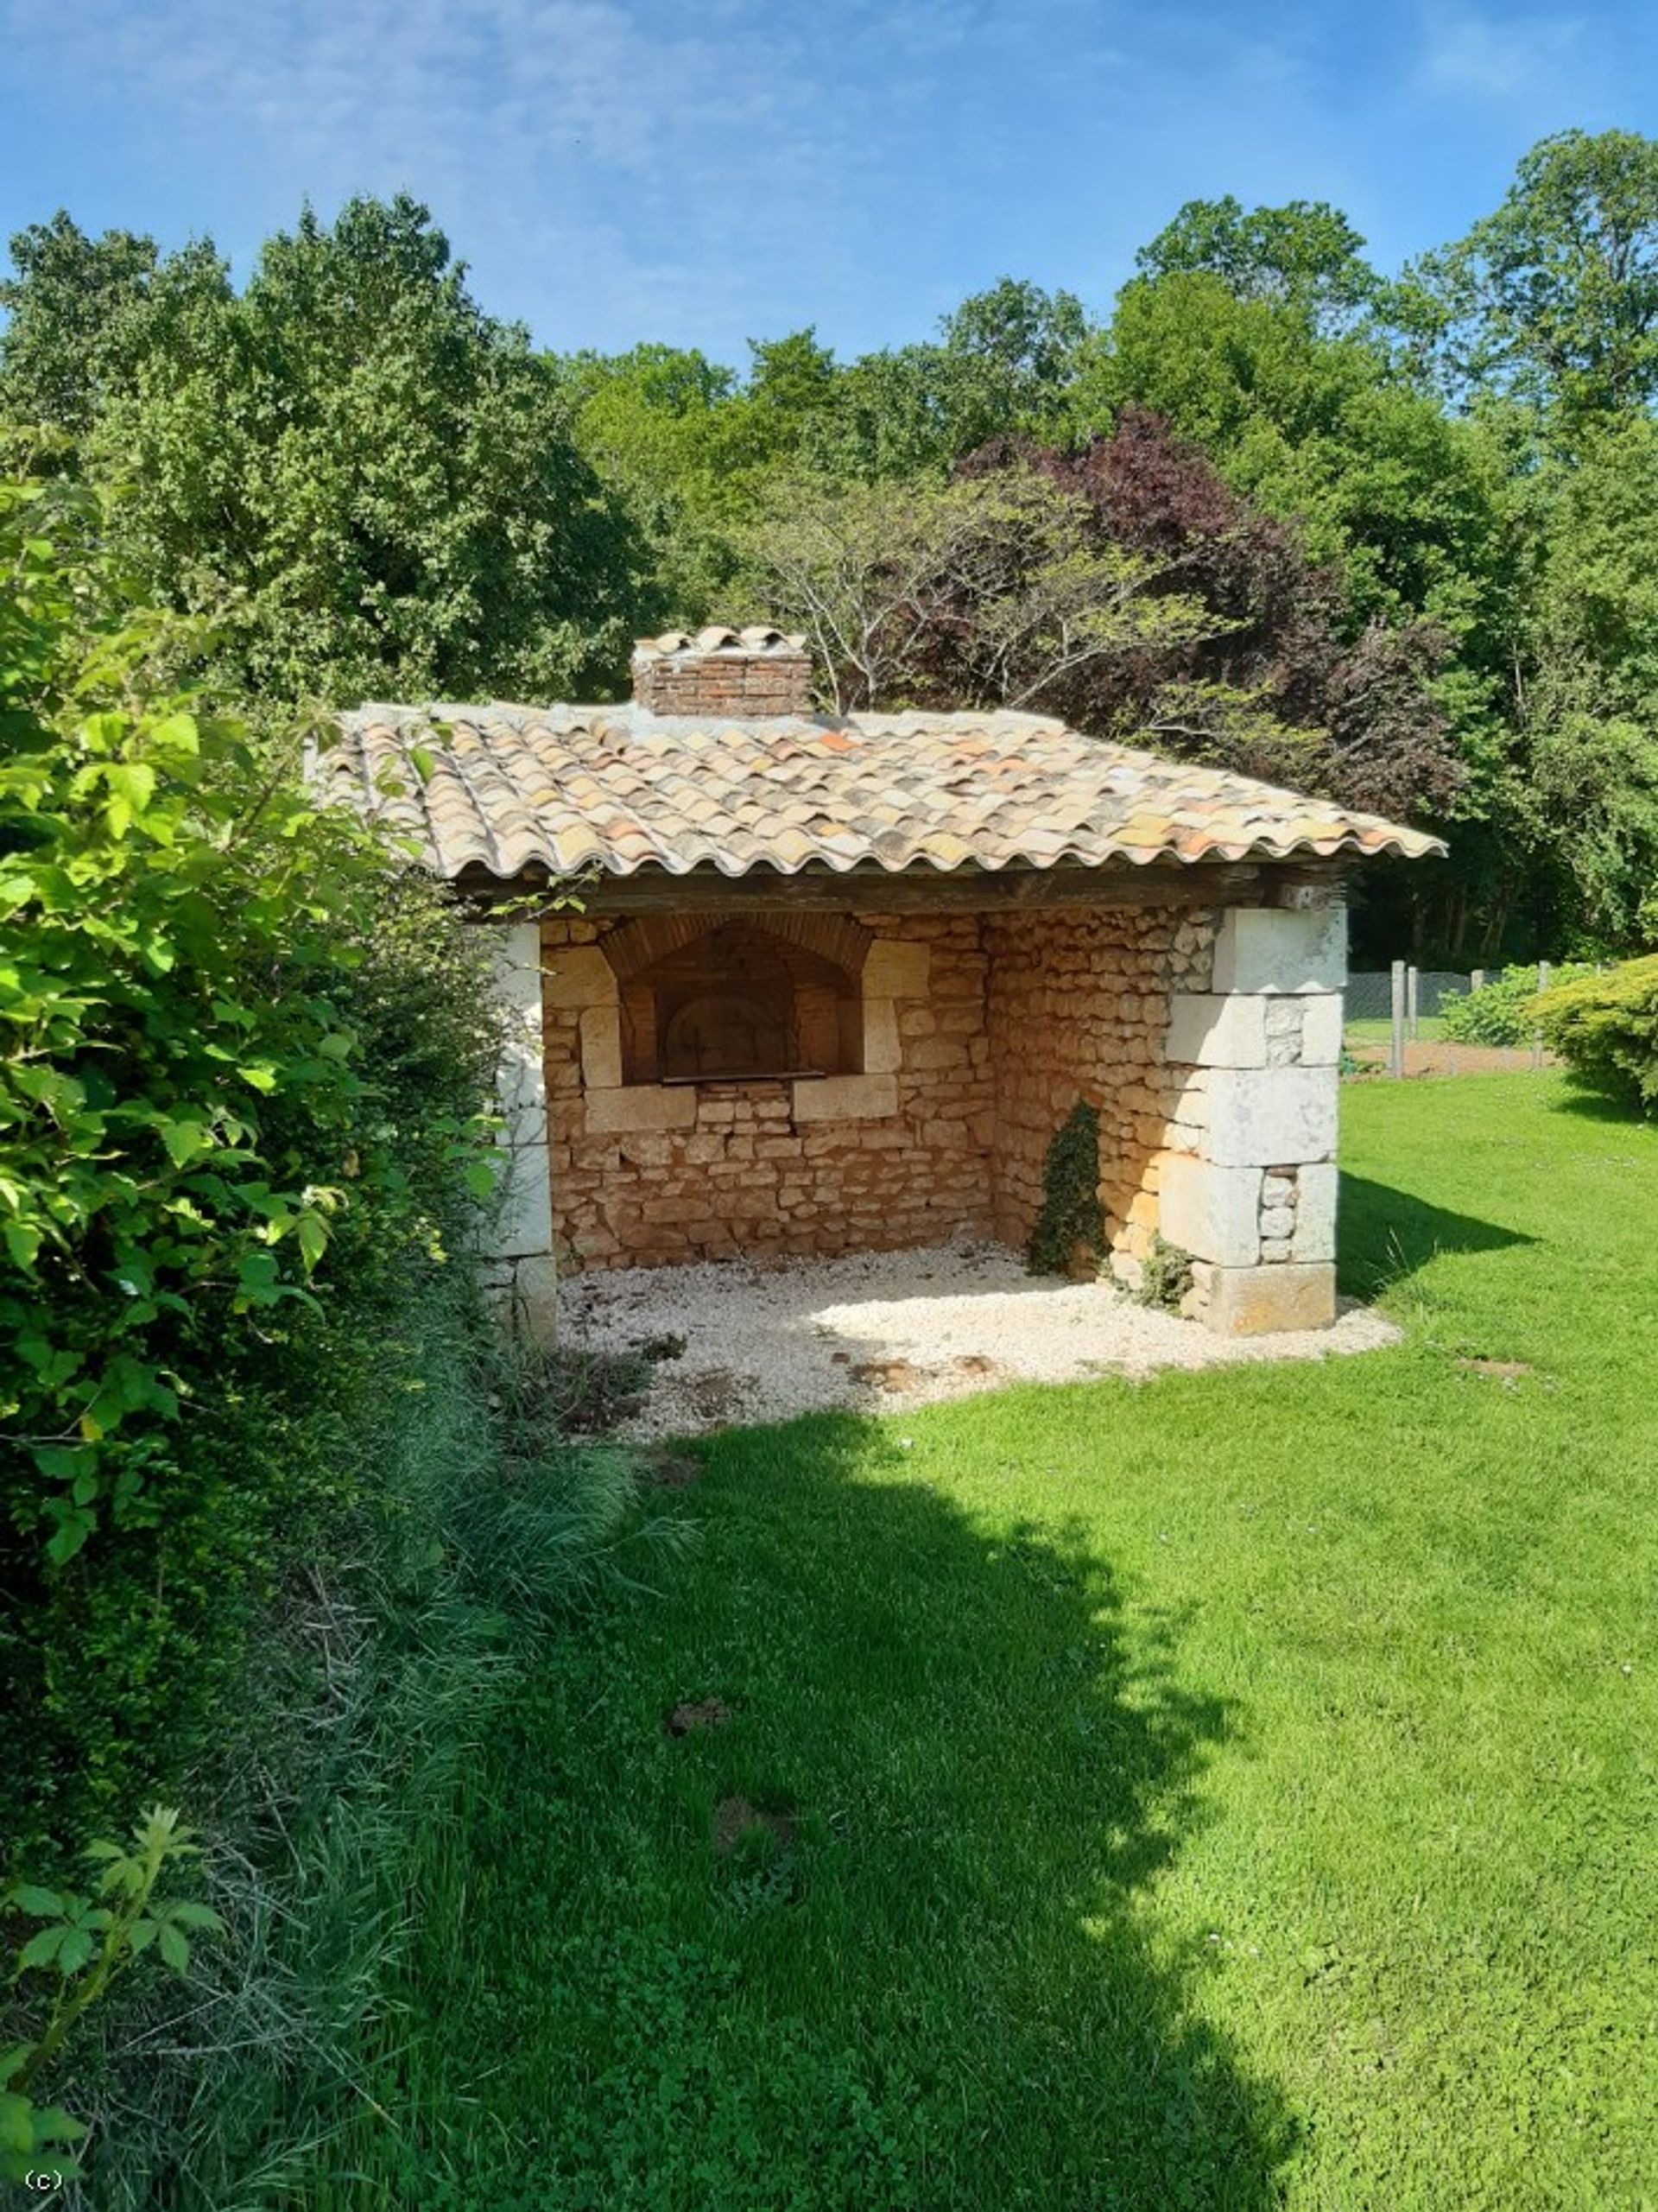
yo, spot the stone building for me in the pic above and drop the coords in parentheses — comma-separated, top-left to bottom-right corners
(325, 625, 1443, 1335)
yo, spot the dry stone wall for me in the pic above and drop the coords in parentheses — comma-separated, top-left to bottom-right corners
(527, 897, 1342, 1334)
(984, 907, 1216, 1271)
(542, 911, 995, 1269)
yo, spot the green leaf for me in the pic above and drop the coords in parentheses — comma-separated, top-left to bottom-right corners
(166, 1901, 225, 1934)
(296, 1212, 328, 1271)
(54, 1928, 94, 1976)
(17, 1927, 66, 1973)
(2, 1220, 41, 1271)
(0, 2090, 32, 2156)
(158, 1119, 212, 1169)
(8, 1886, 62, 1917)
(156, 1921, 189, 1973)
(29, 2106, 88, 2146)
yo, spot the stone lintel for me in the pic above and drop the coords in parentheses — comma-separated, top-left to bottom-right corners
(584, 1085, 698, 1133)
(790, 1072, 900, 1122)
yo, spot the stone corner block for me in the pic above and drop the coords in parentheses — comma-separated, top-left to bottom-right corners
(584, 1084, 696, 1134)
(862, 939, 931, 999)
(1204, 1261, 1337, 1336)
(578, 1005, 623, 1089)
(791, 1071, 899, 1122)
(1166, 992, 1269, 1068)
(1297, 993, 1345, 1068)
(1158, 1153, 1262, 1267)
(545, 944, 619, 1010)
(1290, 1161, 1338, 1263)
(1212, 907, 1346, 997)
(1202, 1066, 1337, 1169)
(481, 1253, 560, 1343)
(489, 1142, 553, 1259)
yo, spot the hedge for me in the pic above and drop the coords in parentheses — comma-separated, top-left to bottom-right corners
(1534, 954, 1658, 1115)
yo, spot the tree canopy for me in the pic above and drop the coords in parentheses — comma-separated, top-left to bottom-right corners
(8, 132, 1658, 960)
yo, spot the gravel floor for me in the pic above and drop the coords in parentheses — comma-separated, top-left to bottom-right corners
(555, 1241, 1401, 1439)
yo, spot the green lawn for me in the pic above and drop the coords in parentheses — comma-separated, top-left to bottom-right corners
(340, 1077, 1655, 2210)
(1345, 1013, 1447, 1043)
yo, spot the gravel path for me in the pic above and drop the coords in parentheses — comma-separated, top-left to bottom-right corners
(555, 1241, 1400, 1439)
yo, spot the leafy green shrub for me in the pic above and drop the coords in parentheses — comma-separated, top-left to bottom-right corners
(2, 1806, 221, 2184)
(1028, 1102, 1104, 1275)
(1535, 954, 1658, 1113)
(1440, 962, 1597, 1044)
(1134, 1233, 1194, 1315)
(0, 477, 502, 1841)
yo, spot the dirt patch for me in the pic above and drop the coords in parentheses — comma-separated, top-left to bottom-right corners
(643, 1449, 701, 1488)
(1458, 1357, 1535, 1380)
(849, 1356, 926, 1391)
(712, 1795, 796, 1855)
(664, 1697, 732, 1738)
(685, 1368, 746, 1423)
(1348, 1041, 1555, 1078)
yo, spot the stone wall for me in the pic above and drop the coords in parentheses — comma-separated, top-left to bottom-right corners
(541, 910, 996, 1269)
(984, 906, 1216, 1268)
(522, 896, 1344, 1334)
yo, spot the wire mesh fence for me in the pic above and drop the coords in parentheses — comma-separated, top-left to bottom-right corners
(1343, 961, 1567, 1074)
(1345, 970, 1472, 1023)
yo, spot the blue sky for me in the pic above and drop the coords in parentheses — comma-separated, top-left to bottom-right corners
(3, 0, 1654, 364)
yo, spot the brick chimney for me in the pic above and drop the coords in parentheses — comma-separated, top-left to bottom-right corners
(631, 625, 814, 718)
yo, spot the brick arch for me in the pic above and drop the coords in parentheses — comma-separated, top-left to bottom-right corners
(601, 908, 872, 985)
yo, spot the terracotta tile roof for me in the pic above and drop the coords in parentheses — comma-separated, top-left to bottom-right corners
(320, 703, 1446, 884)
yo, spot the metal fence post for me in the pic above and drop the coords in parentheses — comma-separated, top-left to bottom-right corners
(1390, 960, 1407, 1079)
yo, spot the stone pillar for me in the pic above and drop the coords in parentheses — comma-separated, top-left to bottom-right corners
(479, 919, 557, 1336)
(1158, 905, 1345, 1334)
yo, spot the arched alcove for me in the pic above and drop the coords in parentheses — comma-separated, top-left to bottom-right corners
(618, 919, 862, 1084)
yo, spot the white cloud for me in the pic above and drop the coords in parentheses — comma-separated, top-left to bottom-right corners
(1420, 10, 1586, 99)
(1, 0, 989, 351)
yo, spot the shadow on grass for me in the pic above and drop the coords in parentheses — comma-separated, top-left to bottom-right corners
(1543, 1084, 1653, 1128)
(421, 1412, 1299, 2210)
(1338, 1171, 1533, 1296)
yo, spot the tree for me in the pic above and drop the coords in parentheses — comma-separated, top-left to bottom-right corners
(1136, 196, 1381, 333)
(737, 417, 1459, 824)
(954, 415, 1460, 819)
(1510, 419, 1658, 943)
(0, 212, 194, 440)
(736, 465, 1216, 714)
(1401, 130, 1658, 428)
(1, 196, 646, 703)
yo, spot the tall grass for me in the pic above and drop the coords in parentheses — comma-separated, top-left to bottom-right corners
(66, 1268, 682, 2210)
